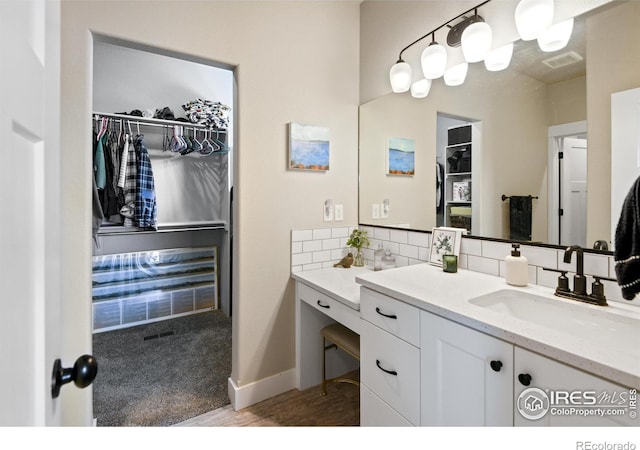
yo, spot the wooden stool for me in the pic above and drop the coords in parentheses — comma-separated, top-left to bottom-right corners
(321, 322, 360, 395)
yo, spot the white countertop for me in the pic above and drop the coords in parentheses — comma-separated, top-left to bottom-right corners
(291, 266, 373, 311)
(355, 263, 640, 389)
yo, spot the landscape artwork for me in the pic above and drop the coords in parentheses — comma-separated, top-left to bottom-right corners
(289, 122, 330, 171)
(387, 137, 415, 175)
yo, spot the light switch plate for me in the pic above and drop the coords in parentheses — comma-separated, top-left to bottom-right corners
(334, 204, 344, 221)
(381, 199, 389, 219)
(372, 203, 380, 219)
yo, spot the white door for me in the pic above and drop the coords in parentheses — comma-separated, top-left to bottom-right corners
(0, 0, 85, 426)
(561, 137, 587, 247)
(611, 87, 640, 249)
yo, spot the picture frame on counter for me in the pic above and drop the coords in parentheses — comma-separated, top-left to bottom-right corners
(429, 226, 464, 266)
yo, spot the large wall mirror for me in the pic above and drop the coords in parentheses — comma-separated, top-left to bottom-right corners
(359, 1, 639, 253)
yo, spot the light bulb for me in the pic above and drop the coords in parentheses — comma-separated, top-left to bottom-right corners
(421, 42, 447, 79)
(484, 42, 514, 71)
(537, 18, 574, 52)
(515, 0, 554, 41)
(389, 61, 412, 93)
(462, 21, 492, 63)
(444, 62, 468, 86)
(410, 79, 432, 98)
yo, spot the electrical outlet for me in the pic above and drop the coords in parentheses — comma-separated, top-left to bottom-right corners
(372, 203, 380, 219)
(323, 199, 334, 222)
(334, 204, 344, 221)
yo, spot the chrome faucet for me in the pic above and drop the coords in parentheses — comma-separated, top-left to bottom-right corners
(563, 245, 587, 295)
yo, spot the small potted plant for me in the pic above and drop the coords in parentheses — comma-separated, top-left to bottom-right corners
(346, 228, 370, 267)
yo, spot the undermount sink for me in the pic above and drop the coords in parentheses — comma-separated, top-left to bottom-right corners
(468, 289, 640, 345)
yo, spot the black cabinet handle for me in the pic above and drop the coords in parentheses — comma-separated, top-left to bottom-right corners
(375, 307, 397, 319)
(518, 373, 532, 386)
(317, 300, 330, 309)
(376, 359, 398, 376)
(490, 360, 503, 372)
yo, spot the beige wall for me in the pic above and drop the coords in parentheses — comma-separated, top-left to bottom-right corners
(586, 0, 640, 246)
(60, 0, 360, 407)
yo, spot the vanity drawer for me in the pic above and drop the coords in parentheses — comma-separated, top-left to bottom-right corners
(361, 319, 420, 425)
(297, 282, 360, 333)
(360, 286, 419, 346)
(361, 384, 413, 427)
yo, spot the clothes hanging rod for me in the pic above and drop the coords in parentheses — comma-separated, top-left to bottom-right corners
(501, 195, 539, 201)
(93, 111, 228, 132)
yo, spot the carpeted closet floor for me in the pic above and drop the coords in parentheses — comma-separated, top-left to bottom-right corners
(92, 309, 232, 427)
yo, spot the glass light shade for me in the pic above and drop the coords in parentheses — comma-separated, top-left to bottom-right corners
(484, 42, 514, 71)
(421, 43, 447, 79)
(410, 79, 432, 98)
(444, 62, 468, 86)
(515, 0, 554, 41)
(389, 61, 412, 93)
(461, 21, 492, 63)
(537, 18, 574, 52)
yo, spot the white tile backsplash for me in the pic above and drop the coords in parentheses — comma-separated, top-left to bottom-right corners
(291, 226, 637, 309)
(389, 229, 408, 244)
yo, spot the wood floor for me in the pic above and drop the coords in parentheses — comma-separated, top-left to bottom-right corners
(174, 374, 360, 427)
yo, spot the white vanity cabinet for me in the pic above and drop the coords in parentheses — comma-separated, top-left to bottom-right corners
(420, 310, 637, 427)
(360, 287, 420, 426)
(514, 347, 636, 427)
(420, 310, 514, 426)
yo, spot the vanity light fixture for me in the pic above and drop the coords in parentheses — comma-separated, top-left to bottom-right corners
(537, 17, 574, 52)
(411, 78, 432, 98)
(389, 0, 496, 95)
(421, 38, 448, 79)
(444, 62, 469, 86)
(484, 42, 514, 71)
(460, 12, 493, 63)
(515, 0, 554, 41)
(389, 59, 412, 93)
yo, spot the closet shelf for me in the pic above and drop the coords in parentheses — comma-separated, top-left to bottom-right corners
(98, 221, 228, 236)
(93, 111, 228, 131)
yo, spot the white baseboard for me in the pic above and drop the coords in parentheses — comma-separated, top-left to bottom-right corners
(228, 368, 296, 411)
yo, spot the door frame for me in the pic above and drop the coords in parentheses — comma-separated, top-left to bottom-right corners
(547, 120, 587, 246)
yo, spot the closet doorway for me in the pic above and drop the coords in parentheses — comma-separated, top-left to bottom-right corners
(90, 35, 235, 426)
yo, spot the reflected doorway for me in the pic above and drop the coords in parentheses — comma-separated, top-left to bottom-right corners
(548, 121, 587, 247)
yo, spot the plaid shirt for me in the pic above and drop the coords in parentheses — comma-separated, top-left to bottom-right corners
(134, 135, 157, 229)
(121, 135, 137, 227)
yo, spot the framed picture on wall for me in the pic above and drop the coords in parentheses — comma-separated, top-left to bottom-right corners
(288, 122, 330, 171)
(429, 226, 463, 266)
(387, 137, 415, 175)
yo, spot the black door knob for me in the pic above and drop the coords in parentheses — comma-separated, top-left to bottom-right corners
(518, 373, 532, 386)
(490, 360, 503, 372)
(51, 355, 98, 399)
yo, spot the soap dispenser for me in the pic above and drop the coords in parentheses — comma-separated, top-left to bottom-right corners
(505, 244, 528, 286)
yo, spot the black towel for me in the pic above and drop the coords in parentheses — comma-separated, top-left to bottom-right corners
(614, 176, 640, 300)
(508, 196, 532, 241)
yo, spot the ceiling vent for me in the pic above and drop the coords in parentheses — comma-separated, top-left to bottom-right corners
(541, 51, 584, 69)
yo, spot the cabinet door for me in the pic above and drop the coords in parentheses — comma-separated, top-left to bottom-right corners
(421, 311, 513, 426)
(514, 347, 638, 426)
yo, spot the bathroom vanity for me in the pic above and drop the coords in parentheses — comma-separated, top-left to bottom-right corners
(293, 263, 640, 427)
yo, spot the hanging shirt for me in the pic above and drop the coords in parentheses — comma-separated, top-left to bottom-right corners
(134, 134, 157, 230)
(94, 134, 107, 190)
(121, 135, 137, 227)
